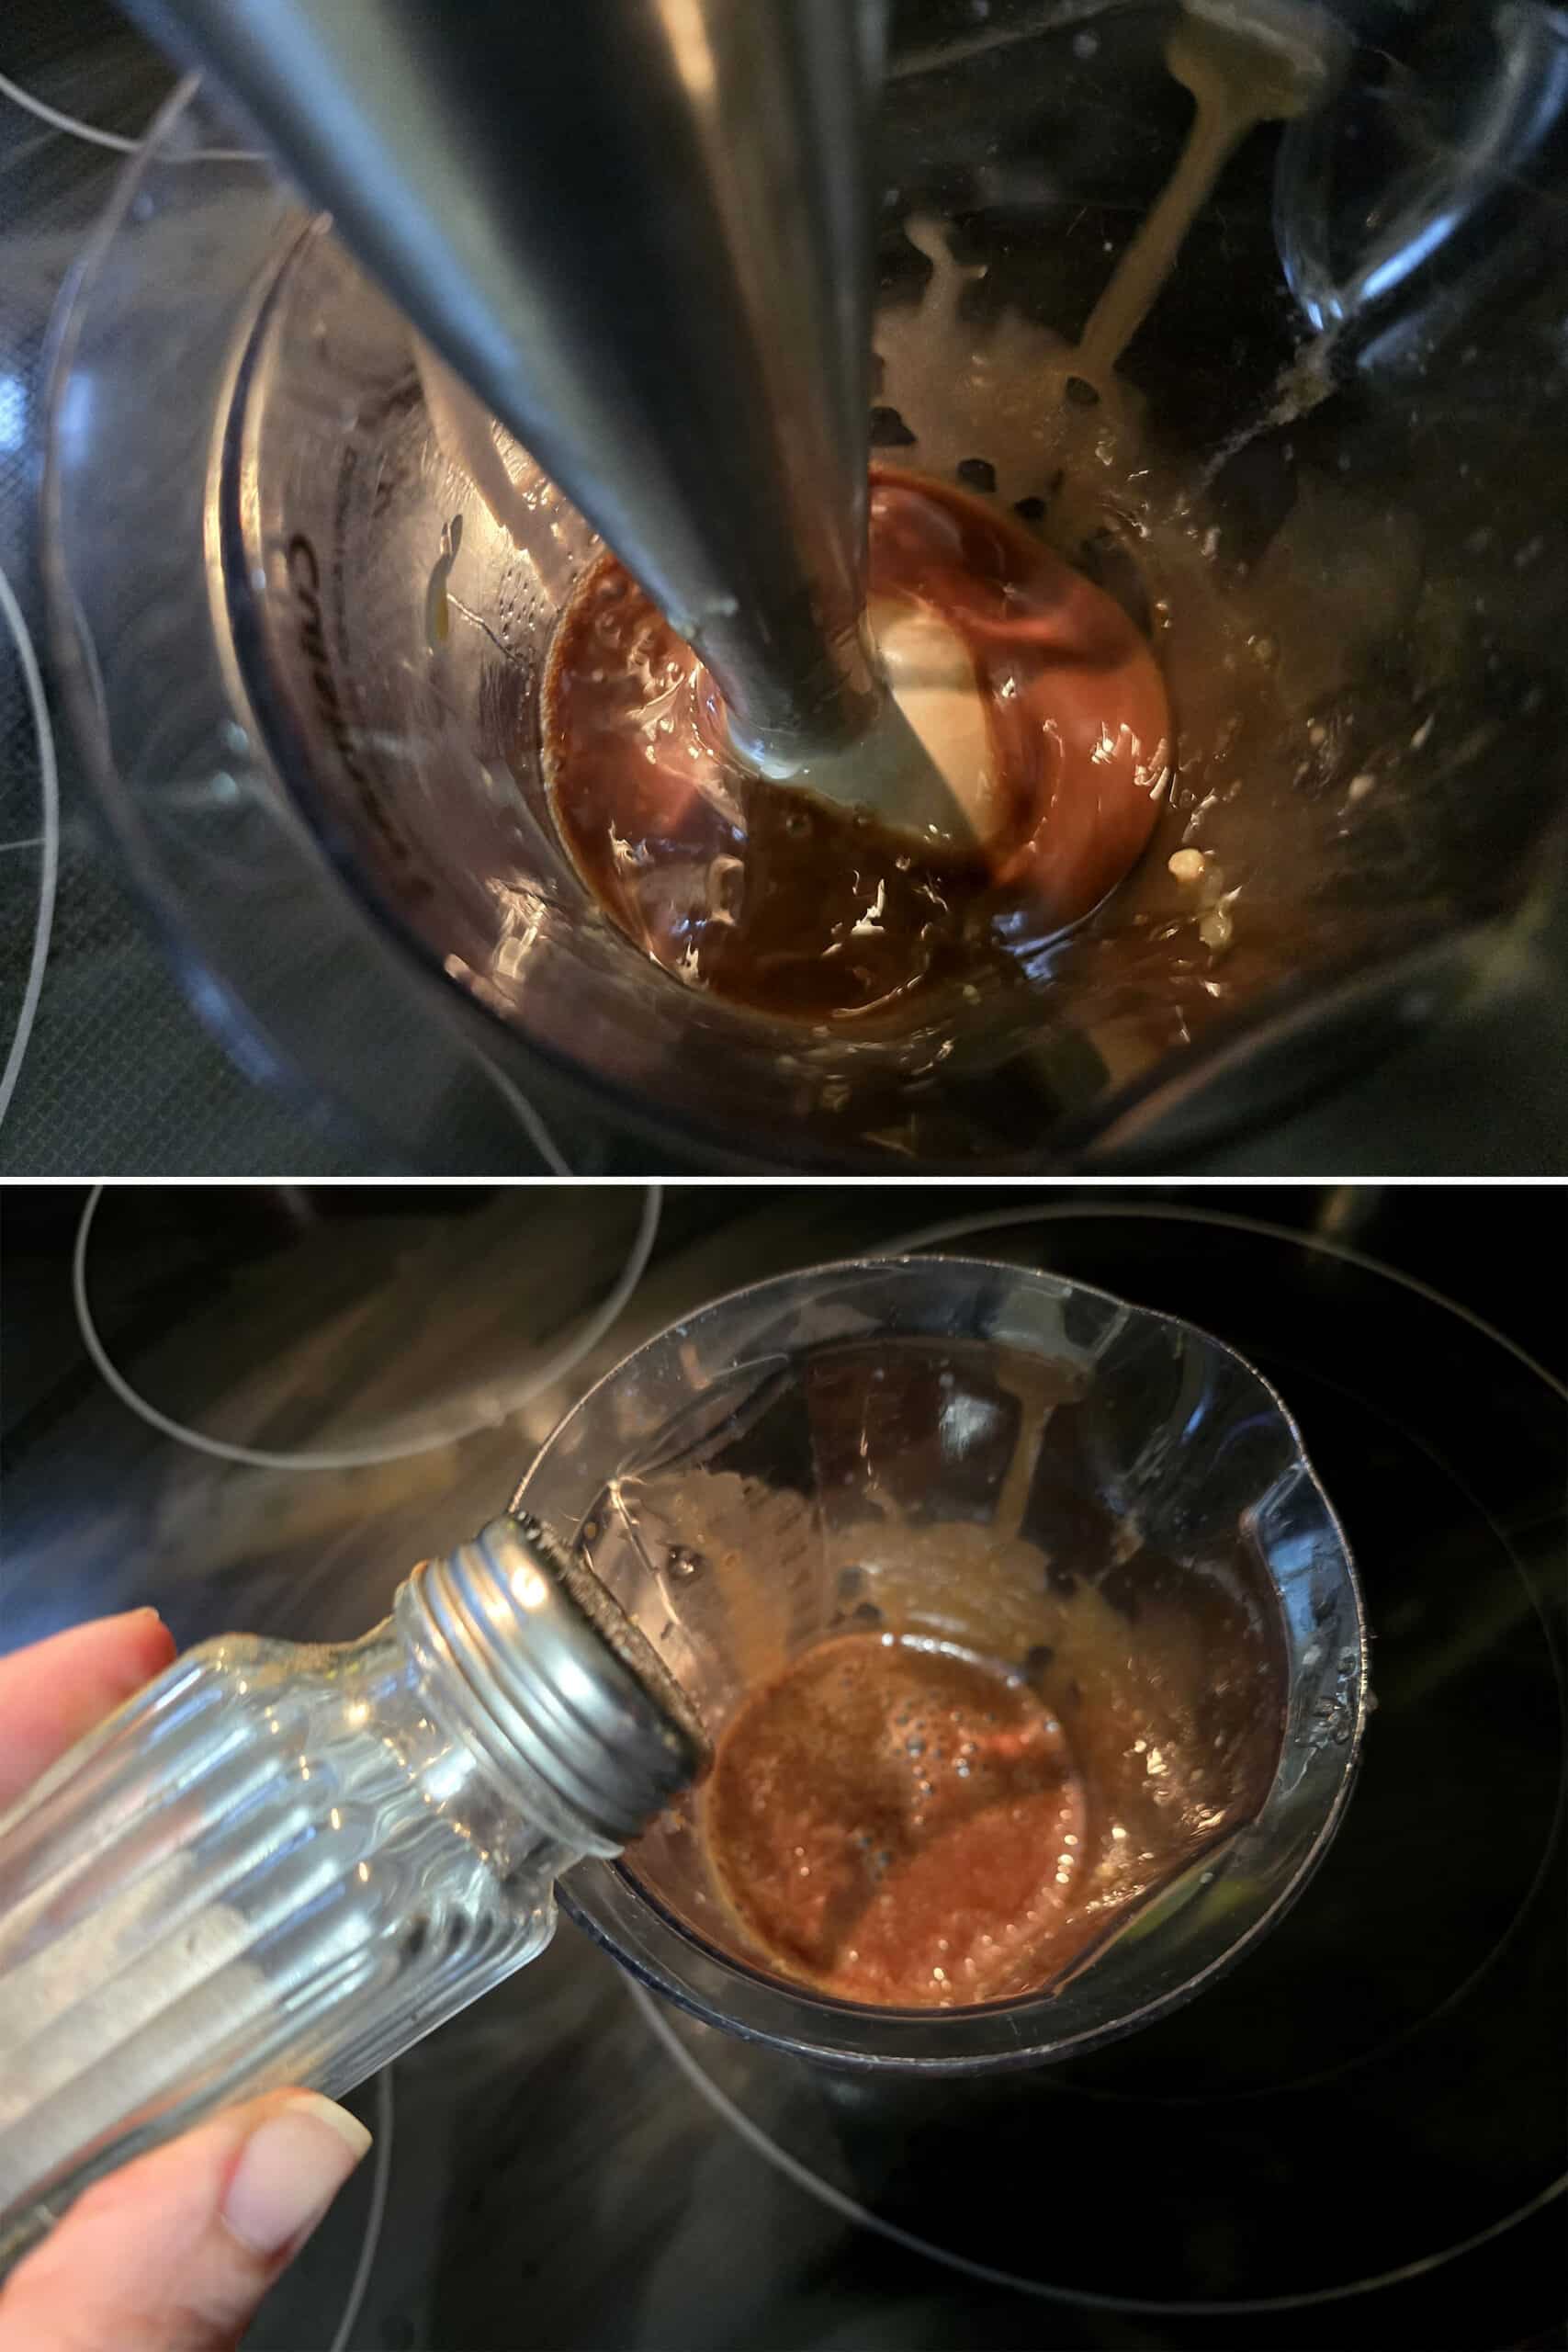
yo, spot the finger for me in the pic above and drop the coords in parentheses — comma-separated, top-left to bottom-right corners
(0, 1611, 177, 1806)
(0, 2088, 372, 2352)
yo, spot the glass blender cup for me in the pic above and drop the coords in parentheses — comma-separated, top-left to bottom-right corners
(513, 1253, 1368, 2067)
(45, 3, 1568, 1167)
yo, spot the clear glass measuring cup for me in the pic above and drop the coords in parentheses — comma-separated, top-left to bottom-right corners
(515, 1253, 1368, 2067)
(43, 3, 1568, 1168)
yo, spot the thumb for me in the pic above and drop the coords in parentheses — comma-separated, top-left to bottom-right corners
(0, 2090, 371, 2352)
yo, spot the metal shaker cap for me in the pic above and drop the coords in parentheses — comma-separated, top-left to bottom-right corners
(402, 1515, 706, 1854)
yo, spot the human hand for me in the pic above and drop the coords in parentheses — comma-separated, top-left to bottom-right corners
(0, 1612, 373, 2352)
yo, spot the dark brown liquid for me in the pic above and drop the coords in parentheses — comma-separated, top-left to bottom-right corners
(542, 470, 1170, 1024)
(704, 1630, 1093, 2007)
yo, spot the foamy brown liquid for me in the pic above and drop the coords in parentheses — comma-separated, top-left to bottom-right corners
(704, 1630, 1091, 2007)
(618, 1335, 1289, 2009)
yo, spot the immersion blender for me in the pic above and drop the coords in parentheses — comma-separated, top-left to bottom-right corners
(121, 0, 953, 813)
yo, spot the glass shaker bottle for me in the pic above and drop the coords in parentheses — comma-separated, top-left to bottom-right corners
(0, 1516, 705, 2265)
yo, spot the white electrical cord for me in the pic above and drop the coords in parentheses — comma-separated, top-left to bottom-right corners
(327, 2067, 396, 2352)
(0, 64, 256, 161)
(0, 559, 60, 1135)
(482, 1065, 574, 1178)
(0, 62, 145, 153)
(72, 1182, 662, 1471)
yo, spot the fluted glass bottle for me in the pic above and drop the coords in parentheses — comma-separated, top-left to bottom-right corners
(0, 1517, 702, 2264)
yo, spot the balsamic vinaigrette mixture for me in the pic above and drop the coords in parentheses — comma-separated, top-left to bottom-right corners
(535, 9, 1338, 1034)
(543, 473, 1171, 1023)
(682, 1589, 1282, 2013)
(620, 1467, 1288, 2022)
(702, 1631, 1090, 2007)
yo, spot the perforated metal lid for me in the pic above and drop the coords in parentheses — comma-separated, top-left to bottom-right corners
(401, 1514, 706, 1854)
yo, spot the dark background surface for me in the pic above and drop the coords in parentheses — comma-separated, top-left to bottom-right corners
(3, 1180, 1562, 2348)
(1, 4, 1567, 1174)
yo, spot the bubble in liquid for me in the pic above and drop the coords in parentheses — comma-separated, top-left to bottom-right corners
(666, 1544, 706, 1582)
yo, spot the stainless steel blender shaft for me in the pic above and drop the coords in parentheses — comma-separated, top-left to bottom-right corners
(127, 0, 886, 771)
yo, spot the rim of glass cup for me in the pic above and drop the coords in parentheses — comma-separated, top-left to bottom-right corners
(516, 1254, 1370, 2073)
